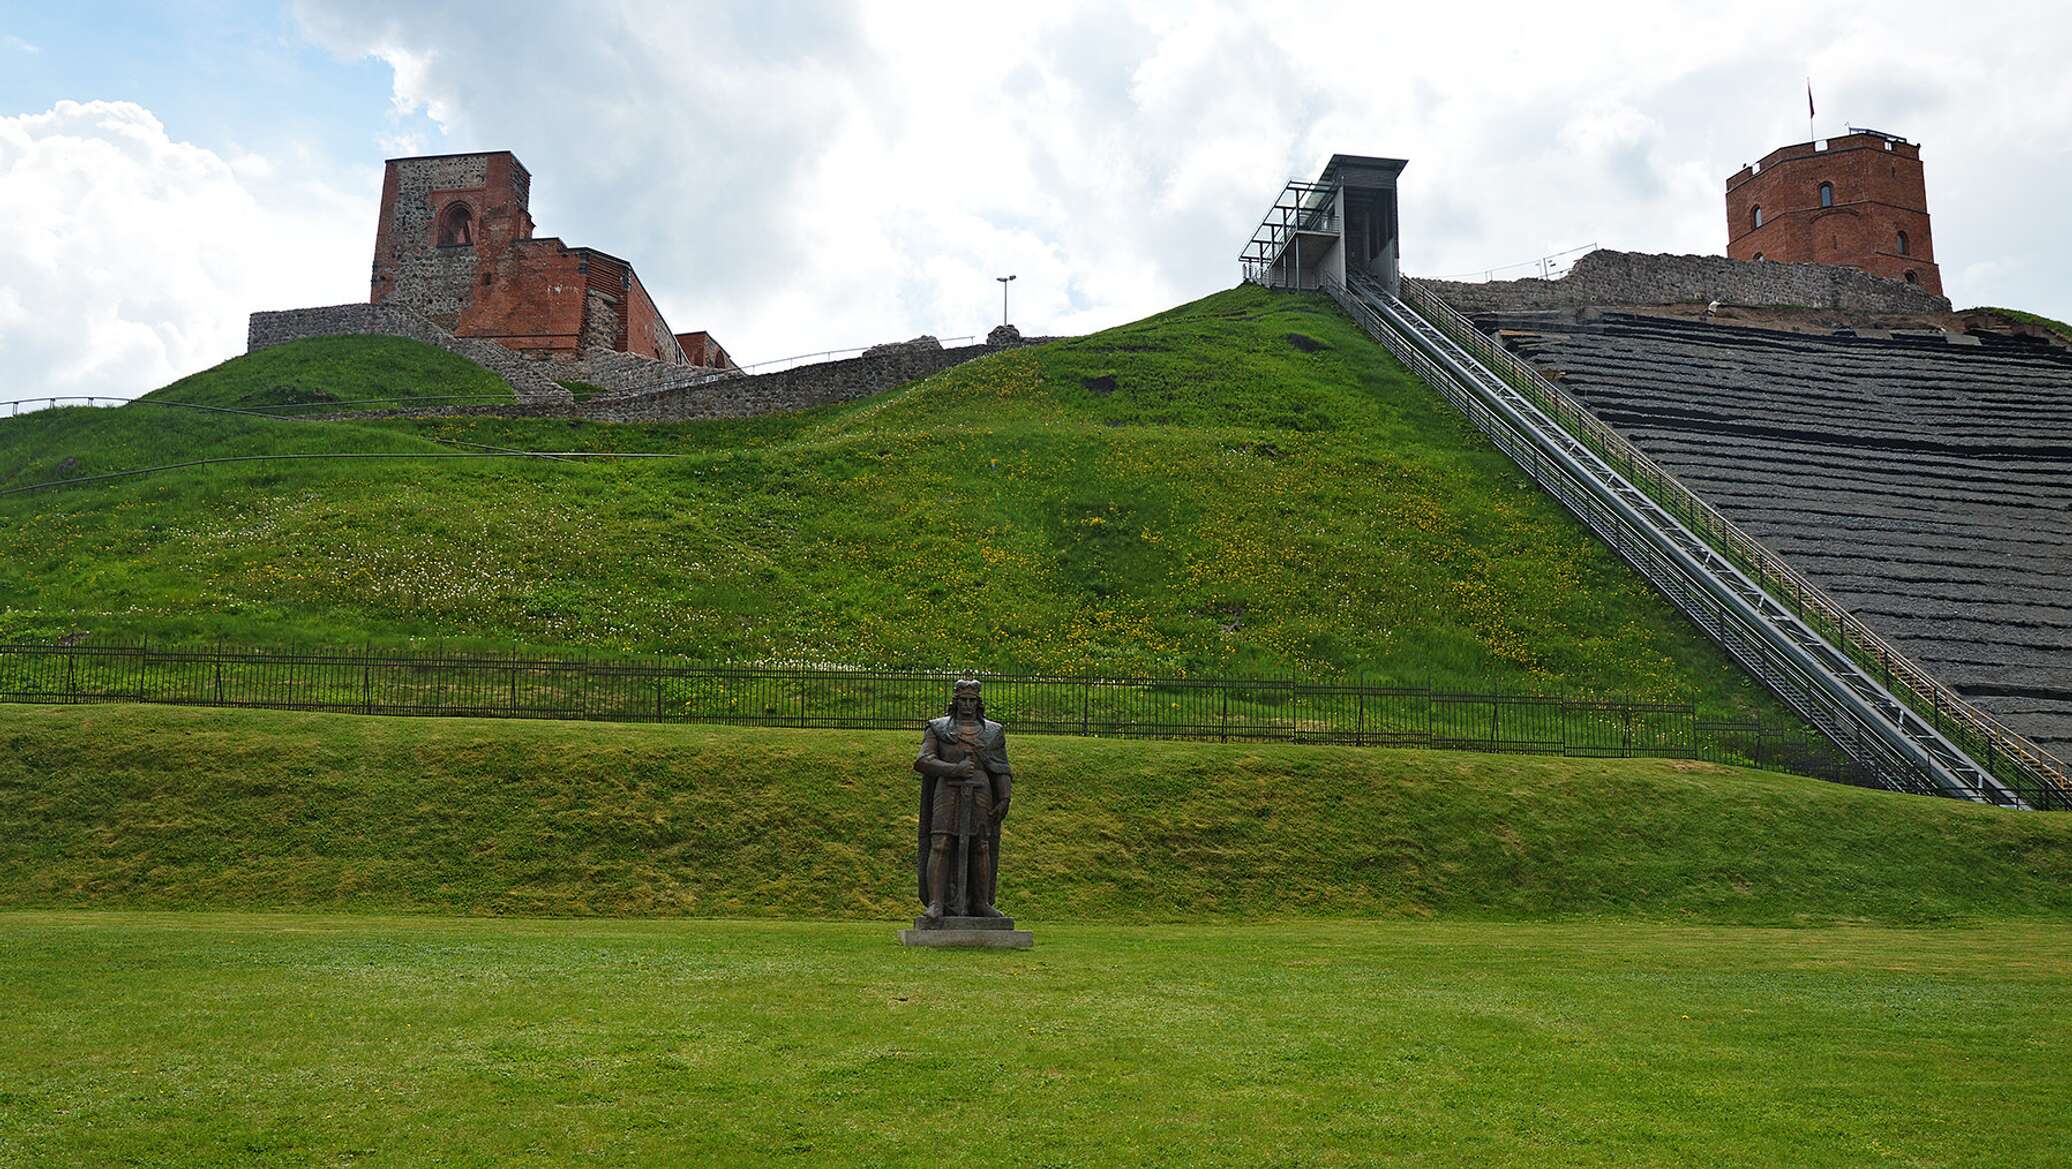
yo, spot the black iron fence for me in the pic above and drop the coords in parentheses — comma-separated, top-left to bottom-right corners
(0, 641, 1864, 779)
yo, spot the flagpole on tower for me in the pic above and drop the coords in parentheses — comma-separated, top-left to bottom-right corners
(1807, 77, 1816, 143)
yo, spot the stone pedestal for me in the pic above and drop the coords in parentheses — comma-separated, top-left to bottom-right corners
(898, 915, 1033, 949)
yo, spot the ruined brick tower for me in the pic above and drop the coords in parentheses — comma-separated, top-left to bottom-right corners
(1724, 130, 1941, 295)
(369, 150, 735, 369)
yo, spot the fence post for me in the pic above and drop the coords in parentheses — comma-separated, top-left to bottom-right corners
(1220, 685, 1229, 744)
(1082, 678, 1090, 736)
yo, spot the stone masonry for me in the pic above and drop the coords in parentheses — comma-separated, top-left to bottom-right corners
(246, 303, 573, 406)
(1419, 249, 1950, 316)
(249, 299, 1049, 422)
(579, 342, 1005, 422)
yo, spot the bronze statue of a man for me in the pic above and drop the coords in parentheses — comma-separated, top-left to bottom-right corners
(913, 678, 1012, 920)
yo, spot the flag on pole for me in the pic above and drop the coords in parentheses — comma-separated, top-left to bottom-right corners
(1807, 79, 1815, 119)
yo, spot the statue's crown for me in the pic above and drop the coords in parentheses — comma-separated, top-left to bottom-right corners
(953, 678, 982, 694)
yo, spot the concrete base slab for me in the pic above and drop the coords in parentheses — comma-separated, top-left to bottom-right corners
(898, 927, 1034, 949)
(913, 915, 1018, 931)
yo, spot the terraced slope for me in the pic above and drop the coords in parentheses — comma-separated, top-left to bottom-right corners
(6, 703, 2068, 922)
(1493, 312, 2072, 757)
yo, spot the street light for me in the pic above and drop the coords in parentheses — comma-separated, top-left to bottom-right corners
(995, 274, 1016, 326)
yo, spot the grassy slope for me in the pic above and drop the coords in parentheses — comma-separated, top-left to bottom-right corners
(0, 288, 1787, 717)
(4, 913, 2066, 1168)
(4, 703, 2067, 924)
(1973, 305, 2072, 343)
(146, 334, 516, 412)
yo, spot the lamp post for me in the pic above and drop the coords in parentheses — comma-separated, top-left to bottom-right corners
(995, 274, 1016, 326)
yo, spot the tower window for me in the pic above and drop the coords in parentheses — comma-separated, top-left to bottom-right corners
(1897, 231, 1910, 256)
(1818, 182, 1835, 208)
(436, 202, 474, 247)
(1904, 270, 1918, 284)
(1753, 252, 1764, 262)
(1752, 205, 1763, 228)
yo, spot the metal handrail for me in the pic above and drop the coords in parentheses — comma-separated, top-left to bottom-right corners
(1321, 273, 2052, 808)
(1395, 276, 2069, 802)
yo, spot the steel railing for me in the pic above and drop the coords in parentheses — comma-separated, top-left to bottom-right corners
(1390, 277, 2068, 808)
(1319, 273, 2064, 810)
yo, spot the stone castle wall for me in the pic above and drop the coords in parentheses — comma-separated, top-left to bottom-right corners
(246, 303, 572, 405)
(581, 343, 1000, 422)
(1418, 249, 1950, 315)
(249, 302, 1041, 421)
(571, 347, 732, 396)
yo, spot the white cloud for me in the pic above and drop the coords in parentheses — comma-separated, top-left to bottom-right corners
(285, 0, 2072, 360)
(1, 34, 38, 54)
(0, 100, 369, 402)
(7, 2, 2068, 406)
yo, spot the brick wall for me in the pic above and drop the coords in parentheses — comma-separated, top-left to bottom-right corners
(368, 151, 692, 366)
(457, 238, 591, 357)
(1724, 133, 1941, 294)
(1417, 249, 1949, 315)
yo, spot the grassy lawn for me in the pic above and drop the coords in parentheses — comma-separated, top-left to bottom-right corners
(1, 912, 2065, 1167)
(0, 287, 1793, 722)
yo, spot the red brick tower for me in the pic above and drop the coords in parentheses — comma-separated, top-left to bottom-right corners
(1724, 130, 1941, 295)
(370, 152, 536, 328)
(365, 151, 698, 364)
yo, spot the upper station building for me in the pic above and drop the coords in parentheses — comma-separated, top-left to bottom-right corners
(369, 150, 737, 371)
(1241, 154, 1406, 293)
(1725, 129, 1941, 295)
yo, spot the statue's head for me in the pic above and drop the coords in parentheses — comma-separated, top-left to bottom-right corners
(948, 678, 984, 720)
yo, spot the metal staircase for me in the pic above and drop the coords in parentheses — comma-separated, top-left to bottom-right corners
(1324, 272, 2070, 810)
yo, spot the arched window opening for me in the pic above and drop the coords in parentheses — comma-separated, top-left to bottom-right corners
(437, 202, 475, 247)
(1818, 182, 1835, 208)
(1752, 252, 1764, 262)
(1752, 205, 1763, 228)
(1904, 270, 1918, 284)
(1897, 231, 1910, 256)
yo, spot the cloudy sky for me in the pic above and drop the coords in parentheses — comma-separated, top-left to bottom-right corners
(3, 0, 2069, 400)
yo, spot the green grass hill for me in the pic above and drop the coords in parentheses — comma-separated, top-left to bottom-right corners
(143, 334, 518, 413)
(1, 286, 1793, 719)
(4, 703, 2067, 923)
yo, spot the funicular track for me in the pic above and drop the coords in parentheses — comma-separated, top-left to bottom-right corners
(1322, 273, 2070, 810)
